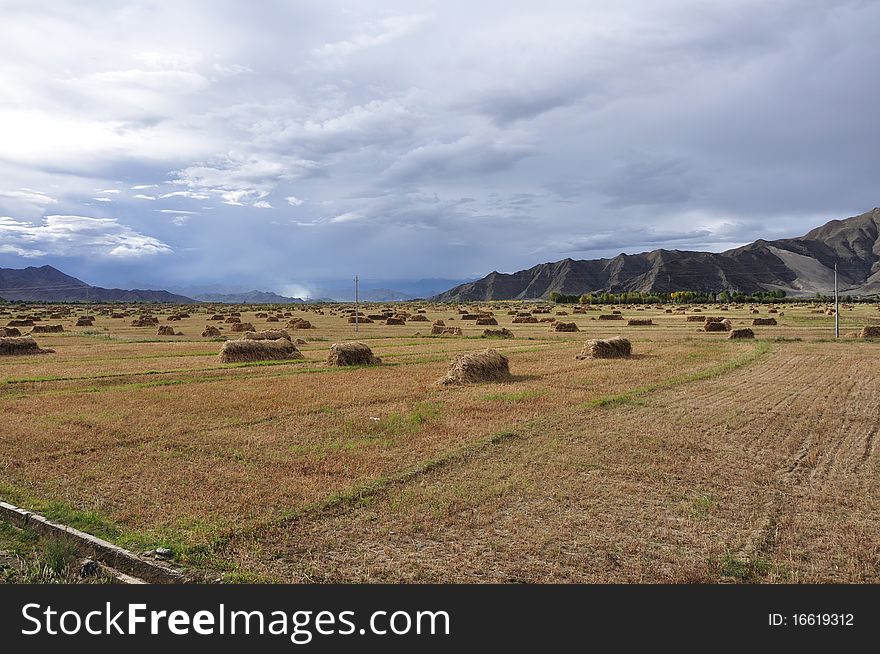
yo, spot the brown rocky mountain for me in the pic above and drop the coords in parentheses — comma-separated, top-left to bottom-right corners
(434, 208, 880, 301)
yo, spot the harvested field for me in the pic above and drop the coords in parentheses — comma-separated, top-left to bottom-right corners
(0, 300, 876, 585)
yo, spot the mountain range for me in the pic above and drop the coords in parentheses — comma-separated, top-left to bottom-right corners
(434, 207, 880, 301)
(0, 265, 195, 303)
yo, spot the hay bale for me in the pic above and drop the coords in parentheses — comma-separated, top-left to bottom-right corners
(230, 322, 255, 332)
(327, 342, 382, 366)
(0, 336, 53, 356)
(385, 317, 406, 325)
(241, 329, 291, 341)
(703, 316, 725, 323)
(1, 327, 21, 337)
(218, 338, 303, 363)
(110, 313, 126, 319)
(768, 308, 778, 314)
(7, 319, 34, 327)
(131, 316, 159, 327)
(685, 315, 705, 322)
(433, 319, 445, 327)
(201, 326, 222, 338)
(511, 316, 538, 323)
(348, 316, 374, 323)
(209, 314, 225, 320)
(475, 317, 498, 325)
(552, 321, 580, 332)
(75, 317, 94, 327)
(157, 325, 177, 336)
(627, 319, 653, 326)
(441, 327, 463, 336)
(704, 319, 732, 332)
(482, 328, 515, 338)
(577, 337, 632, 359)
(859, 325, 880, 339)
(438, 348, 511, 385)
(224, 317, 241, 323)
(752, 317, 777, 326)
(30, 324, 64, 334)
(598, 314, 624, 321)
(728, 328, 755, 339)
(266, 316, 280, 322)
(410, 314, 429, 322)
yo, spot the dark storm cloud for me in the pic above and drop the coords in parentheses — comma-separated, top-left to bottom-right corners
(0, 0, 877, 292)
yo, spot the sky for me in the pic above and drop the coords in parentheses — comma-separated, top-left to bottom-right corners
(0, 0, 878, 297)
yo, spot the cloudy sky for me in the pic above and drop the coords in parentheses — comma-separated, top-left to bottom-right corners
(0, 0, 877, 296)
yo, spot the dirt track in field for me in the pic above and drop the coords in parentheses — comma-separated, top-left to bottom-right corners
(230, 341, 879, 583)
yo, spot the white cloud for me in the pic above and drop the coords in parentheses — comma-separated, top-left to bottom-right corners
(253, 200, 272, 209)
(133, 194, 156, 200)
(156, 209, 200, 215)
(170, 215, 190, 226)
(286, 196, 304, 206)
(131, 184, 159, 190)
(0, 215, 172, 258)
(311, 14, 431, 61)
(97, 189, 121, 194)
(0, 189, 58, 206)
(92, 197, 114, 202)
(329, 211, 362, 224)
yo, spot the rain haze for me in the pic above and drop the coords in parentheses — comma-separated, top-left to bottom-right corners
(0, 0, 877, 298)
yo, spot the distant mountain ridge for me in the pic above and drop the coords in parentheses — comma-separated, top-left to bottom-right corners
(434, 208, 880, 301)
(0, 265, 195, 303)
(192, 290, 305, 304)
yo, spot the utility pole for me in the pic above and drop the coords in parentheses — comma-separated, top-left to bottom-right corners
(834, 262, 839, 339)
(354, 275, 359, 333)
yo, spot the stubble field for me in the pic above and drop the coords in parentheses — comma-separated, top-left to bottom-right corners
(1, 300, 878, 582)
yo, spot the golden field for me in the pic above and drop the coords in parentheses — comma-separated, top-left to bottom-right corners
(1, 300, 878, 582)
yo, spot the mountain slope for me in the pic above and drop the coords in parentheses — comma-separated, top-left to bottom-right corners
(0, 265, 195, 303)
(434, 208, 880, 301)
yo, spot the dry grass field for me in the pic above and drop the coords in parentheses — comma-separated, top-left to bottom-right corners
(1, 300, 878, 582)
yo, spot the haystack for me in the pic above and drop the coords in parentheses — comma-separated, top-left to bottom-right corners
(385, 317, 406, 325)
(704, 319, 732, 332)
(201, 326, 222, 338)
(728, 328, 755, 339)
(512, 316, 538, 323)
(6, 319, 34, 327)
(218, 338, 303, 363)
(327, 342, 382, 366)
(230, 322, 255, 332)
(75, 317, 94, 327)
(131, 316, 159, 327)
(291, 319, 313, 329)
(433, 320, 445, 327)
(225, 317, 241, 323)
(0, 336, 53, 356)
(30, 324, 64, 334)
(482, 328, 514, 338)
(685, 315, 705, 322)
(266, 316, 280, 322)
(859, 325, 880, 339)
(348, 316, 374, 323)
(752, 317, 777, 326)
(410, 314, 429, 322)
(209, 314, 224, 320)
(627, 319, 653, 326)
(576, 337, 632, 359)
(476, 317, 498, 325)
(241, 329, 291, 341)
(598, 314, 624, 321)
(1, 327, 21, 337)
(437, 348, 511, 385)
(432, 326, 463, 336)
(552, 321, 580, 332)
(157, 325, 178, 336)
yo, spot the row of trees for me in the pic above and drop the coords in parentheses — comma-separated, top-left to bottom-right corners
(549, 289, 798, 305)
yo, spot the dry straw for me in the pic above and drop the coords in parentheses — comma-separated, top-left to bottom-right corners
(438, 348, 512, 385)
(327, 342, 382, 366)
(218, 338, 303, 363)
(577, 337, 632, 359)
